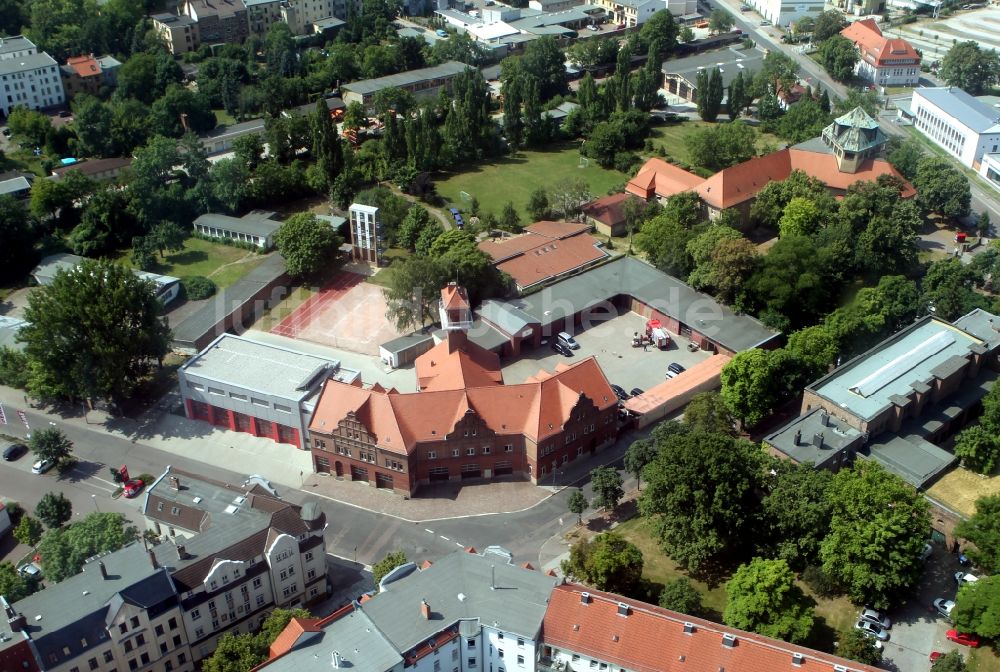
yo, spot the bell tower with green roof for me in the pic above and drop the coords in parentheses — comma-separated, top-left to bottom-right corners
(821, 106, 888, 174)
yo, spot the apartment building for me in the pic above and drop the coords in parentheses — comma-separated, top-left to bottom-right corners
(143, 467, 330, 662)
(911, 86, 1000, 168)
(0, 543, 194, 672)
(742, 0, 823, 27)
(0, 36, 65, 117)
(60, 54, 121, 98)
(151, 13, 201, 55)
(342, 61, 469, 110)
(182, 0, 250, 45)
(840, 19, 920, 87)
(246, 0, 284, 35)
(590, 0, 659, 26)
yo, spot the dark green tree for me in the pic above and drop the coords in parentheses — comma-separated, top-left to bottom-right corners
(500, 201, 522, 231)
(696, 67, 724, 121)
(952, 575, 1000, 639)
(759, 461, 833, 568)
(382, 256, 445, 332)
(954, 425, 1000, 475)
(568, 489, 589, 524)
(940, 41, 1000, 94)
(922, 257, 990, 321)
(811, 9, 846, 42)
(310, 97, 345, 195)
(526, 187, 551, 221)
(683, 391, 736, 435)
(724, 558, 815, 643)
(29, 428, 74, 467)
(708, 8, 733, 34)
(686, 120, 757, 171)
(35, 492, 73, 529)
(954, 495, 1000, 574)
(13, 515, 43, 547)
(836, 628, 884, 666)
(727, 71, 746, 121)
(36, 512, 139, 582)
(590, 466, 624, 510)
(914, 156, 971, 219)
(623, 439, 657, 490)
(633, 191, 702, 276)
(273, 213, 343, 280)
(0, 194, 35, 284)
(19, 259, 171, 403)
(0, 562, 40, 603)
(819, 35, 859, 81)
(561, 532, 643, 595)
(658, 578, 703, 615)
(820, 461, 930, 608)
(886, 137, 924, 181)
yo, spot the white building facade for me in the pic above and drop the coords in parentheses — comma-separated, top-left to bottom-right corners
(0, 36, 65, 117)
(743, 0, 823, 27)
(911, 87, 1000, 168)
(980, 153, 1000, 194)
(350, 203, 383, 265)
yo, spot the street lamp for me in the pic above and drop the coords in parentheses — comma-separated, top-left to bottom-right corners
(92, 494, 100, 513)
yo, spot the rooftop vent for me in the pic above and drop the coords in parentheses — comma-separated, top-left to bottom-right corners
(793, 429, 801, 445)
(616, 602, 629, 617)
(169, 476, 181, 490)
(611, 635, 619, 642)
(192, 496, 203, 504)
(792, 653, 804, 666)
(458, 593, 467, 602)
(683, 622, 695, 634)
(813, 432, 824, 448)
(34, 615, 42, 621)
(834, 667, 847, 672)
(224, 505, 238, 514)
(722, 633, 737, 648)
(580, 592, 590, 604)
(332, 651, 342, 669)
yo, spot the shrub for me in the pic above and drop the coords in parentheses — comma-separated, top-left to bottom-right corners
(803, 565, 841, 598)
(183, 276, 217, 300)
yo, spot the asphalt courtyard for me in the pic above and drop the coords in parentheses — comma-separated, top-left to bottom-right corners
(502, 311, 713, 393)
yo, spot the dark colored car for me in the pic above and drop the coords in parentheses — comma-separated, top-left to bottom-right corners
(610, 384, 629, 401)
(551, 340, 573, 356)
(3, 443, 27, 461)
(666, 362, 686, 378)
(629, 388, 644, 397)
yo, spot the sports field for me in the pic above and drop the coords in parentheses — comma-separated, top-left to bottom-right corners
(435, 144, 627, 220)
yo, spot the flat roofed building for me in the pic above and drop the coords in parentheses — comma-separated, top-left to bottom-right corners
(51, 156, 133, 181)
(764, 407, 866, 471)
(0, 173, 32, 198)
(342, 61, 469, 110)
(179, 333, 360, 449)
(661, 46, 767, 103)
(182, 0, 249, 45)
(199, 118, 267, 155)
(151, 13, 201, 54)
(30, 253, 180, 306)
(0, 35, 65, 116)
(193, 210, 282, 249)
(911, 87, 1000, 168)
(590, 0, 659, 26)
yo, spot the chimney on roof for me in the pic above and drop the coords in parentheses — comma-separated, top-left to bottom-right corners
(793, 429, 801, 445)
(99, 561, 108, 580)
(420, 599, 430, 620)
(332, 651, 342, 668)
(148, 549, 159, 570)
(820, 410, 830, 426)
(722, 633, 737, 648)
(813, 432, 824, 448)
(169, 476, 181, 490)
(177, 544, 189, 560)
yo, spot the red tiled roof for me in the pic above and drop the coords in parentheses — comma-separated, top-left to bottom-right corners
(543, 584, 881, 672)
(415, 333, 503, 391)
(267, 617, 322, 659)
(696, 148, 915, 209)
(525, 220, 591, 239)
(441, 282, 470, 311)
(626, 158, 704, 200)
(581, 193, 632, 227)
(495, 233, 607, 289)
(65, 54, 102, 78)
(310, 357, 617, 453)
(841, 19, 920, 67)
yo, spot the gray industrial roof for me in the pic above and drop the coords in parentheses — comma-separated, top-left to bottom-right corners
(0, 175, 31, 195)
(193, 211, 283, 238)
(864, 433, 956, 489)
(343, 61, 469, 96)
(477, 300, 538, 336)
(171, 253, 287, 348)
(200, 118, 266, 142)
(764, 408, 864, 469)
(486, 256, 777, 353)
(915, 87, 1000, 133)
(380, 332, 434, 356)
(31, 252, 85, 285)
(808, 316, 982, 421)
(313, 16, 346, 30)
(362, 551, 558, 652)
(661, 47, 768, 90)
(0, 544, 176, 665)
(467, 318, 510, 352)
(258, 606, 403, 672)
(152, 12, 197, 25)
(284, 96, 346, 118)
(180, 333, 343, 401)
(0, 35, 35, 56)
(953, 307, 1000, 349)
(0, 51, 57, 76)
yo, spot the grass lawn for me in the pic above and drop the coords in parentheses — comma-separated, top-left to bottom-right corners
(434, 143, 627, 220)
(645, 120, 785, 174)
(971, 647, 1000, 672)
(612, 516, 864, 656)
(212, 109, 239, 127)
(117, 237, 266, 289)
(927, 466, 1000, 518)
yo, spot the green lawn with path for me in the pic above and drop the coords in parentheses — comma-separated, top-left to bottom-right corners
(117, 237, 266, 289)
(434, 143, 627, 220)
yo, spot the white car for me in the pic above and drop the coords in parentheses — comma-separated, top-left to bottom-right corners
(586, 23, 599, 30)
(31, 458, 54, 474)
(859, 608, 891, 630)
(934, 598, 955, 620)
(855, 620, 890, 642)
(955, 572, 979, 586)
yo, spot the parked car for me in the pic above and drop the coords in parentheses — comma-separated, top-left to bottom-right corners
(629, 387, 644, 397)
(855, 620, 890, 642)
(436, 28, 448, 37)
(557, 332, 580, 349)
(17, 562, 41, 578)
(933, 598, 955, 620)
(123, 478, 145, 498)
(610, 384, 629, 401)
(954, 572, 979, 586)
(551, 340, 573, 357)
(449, 208, 460, 216)
(859, 608, 891, 630)
(3, 443, 27, 461)
(586, 23, 599, 30)
(946, 630, 981, 647)
(31, 458, 54, 474)
(665, 362, 686, 378)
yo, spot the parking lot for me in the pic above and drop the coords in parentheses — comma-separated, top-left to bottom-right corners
(501, 310, 713, 392)
(877, 543, 978, 671)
